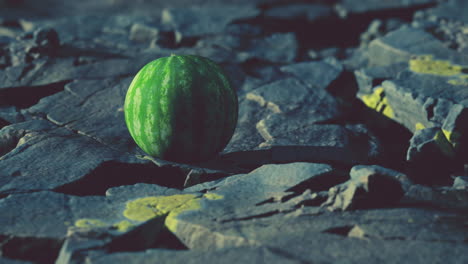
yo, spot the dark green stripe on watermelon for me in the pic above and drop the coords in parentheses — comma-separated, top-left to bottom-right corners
(124, 54, 238, 162)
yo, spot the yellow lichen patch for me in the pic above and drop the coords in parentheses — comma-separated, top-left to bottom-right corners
(123, 194, 199, 222)
(448, 75, 468, 86)
(409, 55, 463, 76)
(203, 193, 224, 200)
(165, 197, 202, 233)
(442, 129, 462, 148)
(434, 130, 456, 158)
(75, 218, 107, 229)
(113, 220, 134, 232)
(360, 87, 395, 118)
(415, 122, 426, 131)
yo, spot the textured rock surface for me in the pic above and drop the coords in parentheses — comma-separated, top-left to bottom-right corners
(1, 0, 468, 263)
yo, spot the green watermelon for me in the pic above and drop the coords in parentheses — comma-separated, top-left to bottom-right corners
(124, 54, 238, 162)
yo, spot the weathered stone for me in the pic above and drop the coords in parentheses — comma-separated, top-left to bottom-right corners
(322, 168, 404, 211)
(358, 64, 468, 136)
(129, 23, 159, 43)
(442, 103, 468, 158)
(161, 6, 259, 41)
(24, 77, 139, 153)
(453, 176, 468, 189)
(425, 0, 468, 24)
(280, 59, 343, 91)
(88, 246, 302, 264)
(404, 184, 468, 210)
(106, 183, 183, 203)
(336, 0, 436, 17)
(0, 258, 33, 264)
(247, 33, 298, 63)
(407, 127, 457, 184)
(367, 27, 468, 67)
(162, 163, 346, 249)
(354, 62, 407, 94)
(350, 164, 413, 191)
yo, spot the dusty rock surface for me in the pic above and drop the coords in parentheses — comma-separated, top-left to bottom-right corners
(0, 0, 467, 263)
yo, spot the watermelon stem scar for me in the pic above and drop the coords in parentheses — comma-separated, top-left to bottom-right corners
(124, 54, 238, 162)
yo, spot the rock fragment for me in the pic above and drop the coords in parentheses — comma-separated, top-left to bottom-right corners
(129, 23, 159, 43)
(322, 166, 404, 211)
(407, 127, 457, 184)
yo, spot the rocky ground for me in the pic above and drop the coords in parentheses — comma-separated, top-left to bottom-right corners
(0, 0, 468, 263)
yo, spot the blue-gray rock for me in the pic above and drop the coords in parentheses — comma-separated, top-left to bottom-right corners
(88, 247, 302, 264)
(376, 70, 468, 133)
(407, 127, 457, 184)
(367, 27, 468, 67)
(322, 168, 404, 211)
(247, 33, 298, 63)
(350, 164, 413, 191)
(280, 59, 343, 91)
(442, 103, 468, 158)
(354, 62, 407, 94)
(453, 176, 468, 189)
(425, 0, 468, 24)
(224, 76, 381, 165)
(336, 0, 436, 17)
(161, 6, 259, 41)
(404, 184, 468, 210)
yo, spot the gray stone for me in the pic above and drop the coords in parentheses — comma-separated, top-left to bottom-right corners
(0, 106, 23, 124)
(425, 0, 468, 24)
(264, 4, 333, 22)
(453, 176, 468, 189)
(322, 168, 404, 211)
(23, 77, 139, 153)
(164, 162, 346, 249)
(360, 68, 468, 135)
(337, 0, 436, 17)
(367, 27, 468, 67)
(0, 258, 33, 264)
(442, 103, 468, 157)
(106, 183, 183, 203)
(280, 59, 343, 91)
(354, 62, 407, 94)
(350, 165, 413, 191)
(161, 6, 259, 41)
(88, 247, 302, 264)
(404, 184, 468, 210)
(247, 33, 298, 63)
(0, 190, 168, 263)
(56, 216, 166, 264)
(129, 23, 159, 43)
(407, 127, 457, 184)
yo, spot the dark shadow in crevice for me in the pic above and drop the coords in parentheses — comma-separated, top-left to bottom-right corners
(0, 117, 10, 130)
(150, 228, 188, 250)
(107, 216, 188, 253)
(322, 225, 354, 237)
(0, 80, 71, 109)
(247, 2, 436, 61)
(287, 170, 348, 195)
(53, 161, 187, 196)
(2, 236, 62, 264)
(219, 210, 281, 223)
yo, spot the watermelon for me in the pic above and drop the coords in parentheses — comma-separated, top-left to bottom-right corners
(124, 54, 238, 162)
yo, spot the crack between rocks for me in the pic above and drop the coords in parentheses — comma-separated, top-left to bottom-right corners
(266, 246, 313, 264)
(42, 114, 124, 154)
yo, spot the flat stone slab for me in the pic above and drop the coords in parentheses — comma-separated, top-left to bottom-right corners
(161, 6, 260, 41)
(367, 27, 468, 67)
(337, 0, 436, 16)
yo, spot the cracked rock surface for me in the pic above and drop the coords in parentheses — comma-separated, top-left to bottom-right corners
(0, 0, 467, 263)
